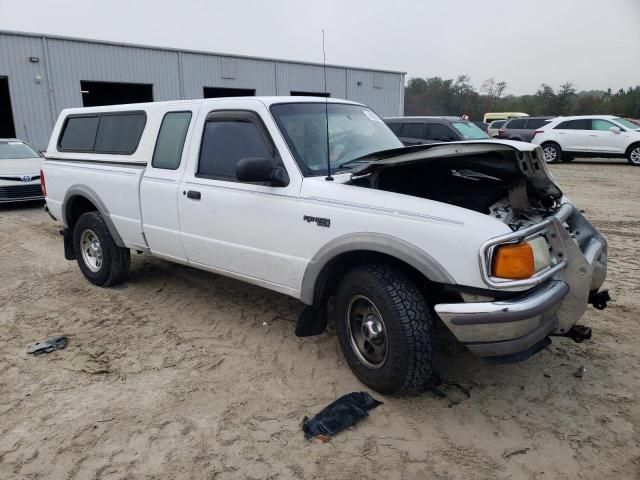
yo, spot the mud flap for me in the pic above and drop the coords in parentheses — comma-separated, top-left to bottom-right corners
(60, 228, 75, 260)
(295, 306, 327, 337)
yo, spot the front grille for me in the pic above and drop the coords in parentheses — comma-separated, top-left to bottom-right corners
(0, 184, 43, 199)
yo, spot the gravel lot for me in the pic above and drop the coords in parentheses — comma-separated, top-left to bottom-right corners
(1, 158, 638, 479)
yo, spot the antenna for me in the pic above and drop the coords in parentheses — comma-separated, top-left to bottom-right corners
(322, 29, 333, 181)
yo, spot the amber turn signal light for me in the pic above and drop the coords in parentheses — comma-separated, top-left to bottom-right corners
(492, 243, 535, 280)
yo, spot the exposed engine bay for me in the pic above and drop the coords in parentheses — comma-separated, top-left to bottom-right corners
(349, 145, 563, 231)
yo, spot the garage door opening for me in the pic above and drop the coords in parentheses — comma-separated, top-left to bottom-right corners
(203, 87, 255, 98)
(0, 77, 16, 138)
(290, 91, 330, 97)
(81, 81, 153, 107)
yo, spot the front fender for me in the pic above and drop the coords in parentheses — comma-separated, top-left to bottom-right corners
(299, 232, 456, 305)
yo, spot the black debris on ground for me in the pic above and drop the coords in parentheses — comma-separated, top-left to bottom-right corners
(27, 336, 68, 355)
(302, 392, 383, 441)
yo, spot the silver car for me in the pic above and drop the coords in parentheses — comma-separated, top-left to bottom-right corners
(0, 139, 44, 203)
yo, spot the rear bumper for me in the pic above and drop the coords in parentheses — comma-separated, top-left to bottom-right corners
(434, 201, 607, 358)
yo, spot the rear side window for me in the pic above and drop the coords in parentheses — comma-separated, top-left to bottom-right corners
(555, 119, 590, 130)
(198, 120, 273, 179)
(506, 119, 526, 129)
(526, 118, 551, 129)
(58, 112, 146, 154)
(490, 120, 506, 128)
(152, 112, 192, 170)
(401, 123, 425, 139)
(428, 123, 455, 141)
(94, 113, 147, 153)
(58, 116, 99, 151)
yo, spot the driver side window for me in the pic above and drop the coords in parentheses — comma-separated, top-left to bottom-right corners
(198, 116, 274, 181)
(428, 123, 455, 141)
(591, 119, 616, 131)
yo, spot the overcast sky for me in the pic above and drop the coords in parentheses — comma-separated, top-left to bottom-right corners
(1, 0, 639, 95)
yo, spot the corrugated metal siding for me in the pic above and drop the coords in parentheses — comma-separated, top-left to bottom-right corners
(46, 38, 181, 112)
(0, 31, 405, 150)
(0, 33, 55, 147)
(276, 62, 346, 98)
(181, 52, 276, 98)
(347, 69, 404, 117)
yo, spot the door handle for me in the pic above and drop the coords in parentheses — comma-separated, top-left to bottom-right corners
(589, 134, 597, 137)
(186, 190, 201, 200)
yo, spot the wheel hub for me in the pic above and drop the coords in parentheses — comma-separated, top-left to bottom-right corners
(346, 295, 388, 369)
(80, 229, 103, 273)
(631, 147, 640, 164)
(543, 146, 557, 163)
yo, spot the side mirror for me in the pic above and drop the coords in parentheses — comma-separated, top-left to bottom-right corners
(609, 126, 621, 133)
(236, 157, 289, 187)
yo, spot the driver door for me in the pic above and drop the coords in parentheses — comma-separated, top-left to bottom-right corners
(178, 107, 303, 293)
(588, 118, 628, 153)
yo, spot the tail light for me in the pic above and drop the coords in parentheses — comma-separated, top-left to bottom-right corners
(532, 130, 544, 139)
(40, 169, 46, 196)
(498, 128, 505, 136)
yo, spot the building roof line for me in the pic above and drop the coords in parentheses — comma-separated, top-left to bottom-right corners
(0, 29, 407, 75)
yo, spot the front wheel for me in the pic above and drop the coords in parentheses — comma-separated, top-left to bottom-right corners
(73, 211, 130, 286)
(542, 142, 562, 164)
(627, 144, 640, 166)
(335, 264, 434, 395)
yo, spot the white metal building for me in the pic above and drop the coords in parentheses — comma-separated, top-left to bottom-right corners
(0, 30, 406, 150)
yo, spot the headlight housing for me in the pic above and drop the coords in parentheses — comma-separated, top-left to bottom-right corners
(492, 236, 551, 280)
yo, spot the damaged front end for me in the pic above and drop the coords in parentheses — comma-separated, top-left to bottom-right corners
(349, 141, 608, 361)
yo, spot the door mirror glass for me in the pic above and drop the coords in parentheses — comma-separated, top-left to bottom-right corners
(236, 157, 289, 186)
(609, 126, 621, 133)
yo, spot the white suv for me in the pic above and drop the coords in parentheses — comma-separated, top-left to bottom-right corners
(531, 115, 640, 165)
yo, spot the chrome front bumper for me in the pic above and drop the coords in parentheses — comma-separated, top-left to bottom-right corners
(435, 202, 607, 358)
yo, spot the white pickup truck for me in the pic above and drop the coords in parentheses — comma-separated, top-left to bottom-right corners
(42, 97, 609, 394)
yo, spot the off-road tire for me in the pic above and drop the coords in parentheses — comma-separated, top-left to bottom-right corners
(335, 264, 434, 395)
(73, 211, 130, 287)
(627, 143, 640, 166)
(542, 142, 562, 164)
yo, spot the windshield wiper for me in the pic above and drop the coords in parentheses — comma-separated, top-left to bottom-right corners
(335, 156, 374, 170)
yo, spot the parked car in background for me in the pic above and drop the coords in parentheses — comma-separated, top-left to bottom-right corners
(384, 116, 488, 145)
(531, 115, 640, 165)
(497, 116, 554, 142)
(626, 118, 640, 127)
(487, 120, 507, 138)
(42, 97, 609, 393)
(483, 112, 529, 123)
(0, 139, 44, 203)
(473, 121, 489, 133)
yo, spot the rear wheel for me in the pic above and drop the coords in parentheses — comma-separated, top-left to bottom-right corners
(73, 211, 130, 286)
(542, 142, 562, 164)
(335, 264, 434, 395)
(627, 144, 640, 166)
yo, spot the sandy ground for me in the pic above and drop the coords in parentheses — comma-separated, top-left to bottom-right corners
(1, 158, 639, 480)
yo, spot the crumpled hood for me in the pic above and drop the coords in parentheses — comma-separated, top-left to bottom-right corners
(350, 141, 563, 200)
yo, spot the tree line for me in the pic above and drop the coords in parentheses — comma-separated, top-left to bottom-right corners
(404, 75, 640, 121)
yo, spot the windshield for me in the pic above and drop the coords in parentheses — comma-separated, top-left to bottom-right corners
(614, 117, 640, 130)
(0, 141, 41, 160)
(451, 121, 489, 140)
(270, 103, 403, 176)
